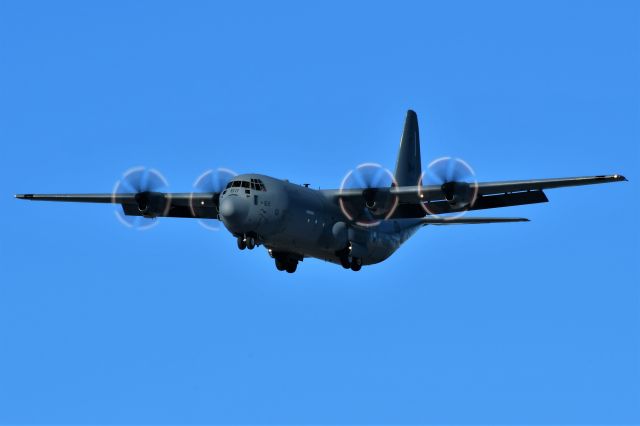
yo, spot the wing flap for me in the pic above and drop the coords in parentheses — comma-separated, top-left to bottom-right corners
(421, 190, 549, 215)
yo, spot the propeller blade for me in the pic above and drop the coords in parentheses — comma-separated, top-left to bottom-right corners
(190, 168, 237, 231)
(420, 157, 479, 220)
(112, 166, 170, 230)
(339, 163, 399, 227)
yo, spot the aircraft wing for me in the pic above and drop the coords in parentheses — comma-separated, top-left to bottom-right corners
(327, 174, 627, 216)
(14, 192, 220, 219)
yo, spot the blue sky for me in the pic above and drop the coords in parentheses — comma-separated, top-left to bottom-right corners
(1, 1, 638, 424)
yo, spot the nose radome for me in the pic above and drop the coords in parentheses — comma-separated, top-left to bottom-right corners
(219, 196, 249, 225)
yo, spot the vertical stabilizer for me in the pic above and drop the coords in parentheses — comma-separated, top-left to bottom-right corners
(394, 110, 422, 186)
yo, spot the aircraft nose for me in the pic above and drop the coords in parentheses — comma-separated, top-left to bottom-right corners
(219, 196, 249, 227)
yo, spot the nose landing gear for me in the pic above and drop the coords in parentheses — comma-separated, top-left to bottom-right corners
(237, 236, 246, 250)
(237, 234, 257, 250)
(246, 236, 256, 250)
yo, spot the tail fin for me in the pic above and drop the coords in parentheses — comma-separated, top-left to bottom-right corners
(394, 110, 422, 187)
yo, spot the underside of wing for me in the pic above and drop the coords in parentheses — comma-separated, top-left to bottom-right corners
(15, 192, 220, 219)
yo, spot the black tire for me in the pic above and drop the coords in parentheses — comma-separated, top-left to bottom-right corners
(340, 256, 351, 269)
(350, 258, 362, 271)
(285, 261, 297, 273)
(237, 236, 246, 250)
(246, 236, 255, 250)
(275, 258, 286, 271)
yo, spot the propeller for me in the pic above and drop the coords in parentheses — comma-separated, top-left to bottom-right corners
(419, 156, 479, 219)
(111, 166, 171, 230)
(338, 162, 399, 227)
(189, 168, 237, 231)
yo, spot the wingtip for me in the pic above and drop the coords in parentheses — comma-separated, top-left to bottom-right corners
(612, 174, 627, 182)
(15, 194, 32, 199)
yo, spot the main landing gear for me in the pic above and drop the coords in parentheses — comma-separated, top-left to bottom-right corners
(270, 250, 301, 273)
(237, 234, 257, 250)
(275, 257, 298, 273)
(339, 254, 362, 271)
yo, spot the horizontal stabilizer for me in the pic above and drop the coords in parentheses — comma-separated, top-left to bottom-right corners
(421, 217, 529, 225)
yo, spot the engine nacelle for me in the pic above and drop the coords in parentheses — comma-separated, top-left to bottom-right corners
(441, 181, 475, 209)
(134, 192, 169, 217)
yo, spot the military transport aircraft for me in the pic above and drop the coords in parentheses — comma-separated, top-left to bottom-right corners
(16, 110, 626, 273)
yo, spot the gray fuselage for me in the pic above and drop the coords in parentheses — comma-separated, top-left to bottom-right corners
(218, 174, 421, 266)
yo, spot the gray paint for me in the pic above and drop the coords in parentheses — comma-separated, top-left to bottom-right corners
(219, 174, 420, 266)
(14, 110, 627, 272)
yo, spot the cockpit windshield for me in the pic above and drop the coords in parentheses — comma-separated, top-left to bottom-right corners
(225, 179, 266, 191)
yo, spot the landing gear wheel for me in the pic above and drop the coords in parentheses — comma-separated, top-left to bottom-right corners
(246, 236, 256, 250)
(275, 258, 286, 271)
(237, 236, 246, 250)
(350, 257, 362, 271)
(340, 256, 351, 269)
(285, 261, 298, 273)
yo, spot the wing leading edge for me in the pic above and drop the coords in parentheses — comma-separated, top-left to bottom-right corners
(15, 192, 220, 219)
